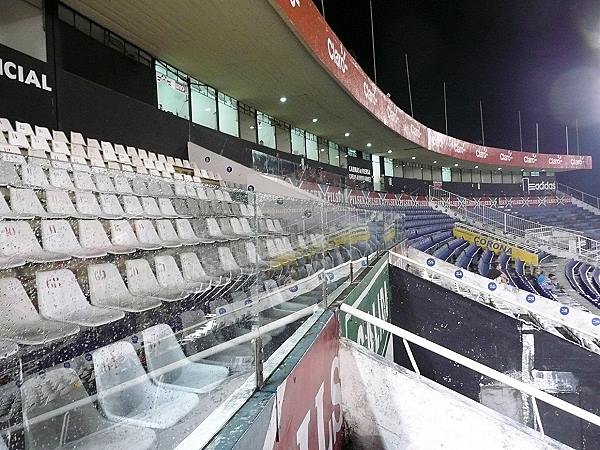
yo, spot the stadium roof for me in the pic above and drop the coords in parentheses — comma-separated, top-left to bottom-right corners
(64, 0, 591, 172)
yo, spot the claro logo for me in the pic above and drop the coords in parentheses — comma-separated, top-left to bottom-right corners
(548, 155, 563, 165)
(475, 147, 488, 159)
(523, 154, 538, 164)
(500, 151, 513, 161)
(570, 156, 585, 167)
(327, 38, 348, 73)
(363, 81, 377, 105)
(0, 58, 52, 91)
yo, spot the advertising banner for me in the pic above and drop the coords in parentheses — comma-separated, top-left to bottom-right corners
(453, 226, 539, 265)
(272, 0, 592, 171)
(341, 256, 391, 356)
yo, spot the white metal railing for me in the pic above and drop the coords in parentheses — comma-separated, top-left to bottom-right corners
(557, 183, 600, 211)
(340, 303, 600, 436)
(429, 186, 600, 264)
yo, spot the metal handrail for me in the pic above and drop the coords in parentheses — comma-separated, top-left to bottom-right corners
(429, 186, 600, 264)
(557, 183, 600, 211)
(340, 303, 600, 430)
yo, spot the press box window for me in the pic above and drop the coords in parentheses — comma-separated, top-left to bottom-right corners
(191, 82, 217, 130)
(156, 61, 189, 119)
(0, 0, 46, 61)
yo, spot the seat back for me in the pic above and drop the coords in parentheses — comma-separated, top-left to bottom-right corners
(126, 258, 161, 295)
(10, 187, 46, 216)
(154, 255, 186, 289)
(142, 324, 186, 384)
(79, 220, 112, 249)
(41, 220, 81, 253)
(110, 220, 139, 247)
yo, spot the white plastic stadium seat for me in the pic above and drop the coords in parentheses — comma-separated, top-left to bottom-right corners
(174, 219, 200, 245)
(155, 219, 186, 247)
(133, 220, 163, 250)
(110, 220, 149, 250)
(48, 167, 75, 190)
(52, 129, 69, 143)
(73, 171, 97, 191)
(158, 197, 179, 218)
(0, 221, 68, 263)
(8, 131, 30, 149)
(0, 194, 24, 220)
(0, 161, 21, 186)
(180, 252, 218, 285)
(143, 323, 229, 393)
(45, 190, 83, 218)
(122, 195, 145, 218)
(114, 174, 133, 194)
(21, 163, 50, 189)
(37, 269, 125, 326)
(93, 341, 199, 429)
(0, 118, 14, 132)
(88, 263, 161, 312)
(99, 193, 125, 218)
(0, 277, 79, 344)
(74, 191, 104, 218)
(10, 187, 52, 217)
(79, 220, 136, 255)
(21, 368, 157, 450)
(41, 220, 107, 258)
(126, 258, 187, 302)
(154, 255, 204, 294)
(30, 135, 50, 152)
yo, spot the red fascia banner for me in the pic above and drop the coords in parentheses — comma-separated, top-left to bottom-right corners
(272, 0, 592, 171)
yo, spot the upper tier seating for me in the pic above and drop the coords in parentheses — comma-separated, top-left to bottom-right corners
(506, 204, 600, 240)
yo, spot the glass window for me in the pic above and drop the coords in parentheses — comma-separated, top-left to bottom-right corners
(190, 82, 217, 130)
(481, 171, 492, 183)
(306, 133, 318, 161)
(275, 122, 291, 153)
(442, 167, 452, 182)
(328, 142, 339, 167)
(347, 148, 357, 158)
(384, 158, 393, 177)
(218, 92, 239, 137)
(462, 170, 472, 183)
(422, 166, 432, 180)
(492, 172, 502, 183)
(156, 61, 189, 119)
(318, 138, 329, 164)
(239, 104, 257, 143)
(257, 111, 275, 149)
(432, 167, 442, 181)
(339, 148, 348, 168)
(363, 152, 371, 161)
(394, 163, 404, 178)
(291, 127, 305, 156)
(0, 0, 47, 61)
(372, 154, 382, 190)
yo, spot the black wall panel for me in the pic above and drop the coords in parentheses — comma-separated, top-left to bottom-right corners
(0, 44, 56, 129)
(55, 22, 156, 106)
(57, 70, 189, 158)
(389, 266, 523, 401)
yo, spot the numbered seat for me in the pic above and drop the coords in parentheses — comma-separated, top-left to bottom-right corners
(133, 220, 163, 250)
(79, 220, 136, 255)
(0, 221, 68, 263)
(73, 171, 97, 191)
(93, 341, 199, 429)
(190, 219, 217, 243)
(207, 218, 233, 242)
(122, 195, 145, 218)
(45, 190, 83, 218)
(154, 219, 185, 247)
(10, 187, 51, 217)
(88, 263, 161, 312)
(48, 167, 75, 191)
(21, 368, 157, 450)
(113, 174, 133, 194)
(143, 324, 229, 393)
(110, 220, 153, 250)
(174, 219, 200, 245)
(180, 252, 223, 286)
(75, 191, 105, 218)
(0, 161, 21, 186)
(230, 217, 252, 237)
(132, 177, 149, 196)
(21, 163, 50, 189)
(218, 218, 241, 240)
(140, 197, 162, 218)
(126, 258, 187, 302)
(37, 269, 125, 326)
(154, 255, 205, 294)
(0, 277, 79, 344)
(0, 193, 23, 220)
(157, 197, 179, 218)
(94, 173, 117, 193)
(99, 193, 125, 218)
(41, 220, 107, 258)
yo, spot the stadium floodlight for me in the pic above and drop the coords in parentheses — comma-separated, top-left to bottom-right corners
(411, 156, 416, 159)
(433, 160, 437, 164)
(366, 143, 372, 147)
(344, 132, 350, 137)
(320, 148, 325, 152)
(454, 163, 459, 167)
(498, 167, 502, 170)
(280, 97, 287, 103)
(388, 150, 393, 154)
(312, 118, 318, 123)
(474, 165, 478, 169)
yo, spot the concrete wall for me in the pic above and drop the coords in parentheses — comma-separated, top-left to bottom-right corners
(339, 338, 569, 450)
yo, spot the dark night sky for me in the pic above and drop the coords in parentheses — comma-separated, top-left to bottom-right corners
(312, 0, 600, 157)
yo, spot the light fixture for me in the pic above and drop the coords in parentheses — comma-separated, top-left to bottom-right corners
(366, 143, 372, 147)
(336, 155, 339, 158)
(320, 148, 325, 152)
(433, 160, 437, 164)
(344, 132, 350, 137)
(411, 156, 416, 160)
(280, 96, 287, 103)
(249, 125, 255, 129)
(454, 163, 459, 167)
(521, 168, 525, 171)
(498, 167, 502, 170)
(204, 107, 211, 112)
(388, 150, 393, 154)
(312, 118, 318, 123)
(474, 165, 478, 169)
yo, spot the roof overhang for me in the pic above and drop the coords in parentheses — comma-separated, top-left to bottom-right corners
(63, 0, 592, 173)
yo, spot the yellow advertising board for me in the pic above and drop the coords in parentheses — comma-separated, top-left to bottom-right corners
(453, 227, 539, 266)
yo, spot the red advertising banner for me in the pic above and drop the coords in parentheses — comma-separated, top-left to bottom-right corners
(271, 0, 592, 171)
(264, 315, 343, 450)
